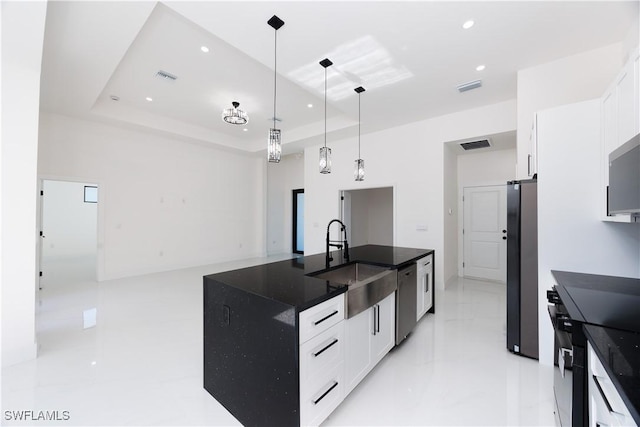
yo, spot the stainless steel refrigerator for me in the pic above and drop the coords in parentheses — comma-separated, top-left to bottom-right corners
(506, 179, 538, 359)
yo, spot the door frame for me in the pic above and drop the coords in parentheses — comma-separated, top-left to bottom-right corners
(459, 183, 507, 282)
(37, 175, 105, 288)
(292, 189, 304, 254)
(339, 185, 397, 247)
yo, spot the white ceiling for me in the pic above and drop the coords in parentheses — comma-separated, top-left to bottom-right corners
(40, 1, 638, 156)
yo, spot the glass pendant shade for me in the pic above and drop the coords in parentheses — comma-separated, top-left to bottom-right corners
(222, 102, 248, 125)
(268, 128, 282, 163)
(354, 86, 366, 182)
(319, 146, 332, 174)
(354, 158, 365, 181)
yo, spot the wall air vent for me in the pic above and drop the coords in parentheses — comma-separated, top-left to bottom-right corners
(457, 79, 482, 93)
(155, 70, 177, 81)
(460, 139, 491, 151)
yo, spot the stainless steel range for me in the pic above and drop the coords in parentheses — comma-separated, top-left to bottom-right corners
(547, 287, 581, 427)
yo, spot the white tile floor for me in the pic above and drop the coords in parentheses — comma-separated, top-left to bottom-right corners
(2, 256, 556, 426)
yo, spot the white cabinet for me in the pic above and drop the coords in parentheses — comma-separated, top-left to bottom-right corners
(600, 48, 640, 222)
(588, 342, 637, 427)
(416, 255, 433, 321)
(299, 294, 345, 427)
(344, 292, 395, 396)
(371, 292, 396, 364)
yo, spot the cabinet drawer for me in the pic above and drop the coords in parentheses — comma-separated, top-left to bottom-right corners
(588, 343, 636, 424)
(300, 321, 344, 395)
(416, 254, 433, 270)
(300, 363, 344, 427)
(299, 294, 345, 344)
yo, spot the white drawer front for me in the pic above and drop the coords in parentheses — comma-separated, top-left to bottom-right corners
(417, 254, 433, 270)
(300, 321, 344, 397)
(588, 343, 636, 425)
(300, 363, 344, 427)
(299, 294, 345, 344)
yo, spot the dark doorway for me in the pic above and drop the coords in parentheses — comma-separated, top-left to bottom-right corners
(292, 189, 304, 254)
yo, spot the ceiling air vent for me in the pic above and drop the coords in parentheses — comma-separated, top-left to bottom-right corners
(457, 79, 482, 93)
(155, 70, 177, 82)
(460, 139, 491, 151)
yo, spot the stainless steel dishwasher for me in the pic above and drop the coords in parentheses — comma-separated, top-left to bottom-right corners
(396, 263, 417, 345)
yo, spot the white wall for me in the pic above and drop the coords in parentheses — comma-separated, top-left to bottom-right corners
(1, 0, 47, 367)
(38, 113, 266, 281)
(349, 190, 370, 247)
(458, 149, 517, 188)
(443, 146, 458, 284)
(457, 148, 517, 277)
(304, 99, 517, 290)
(266, 153, 304, 255)
(42, 180, 97, 260)
(537, 100, 640, 366)
(517, 43, 624, 179)
(367, 187, 393, 246)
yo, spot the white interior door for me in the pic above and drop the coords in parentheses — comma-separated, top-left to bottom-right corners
(463, 185, 507, 282)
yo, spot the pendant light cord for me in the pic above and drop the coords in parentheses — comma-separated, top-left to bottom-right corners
(273, 29, 277, 130)
(358, 93, 361, 158)
(324, 66, 327, 148)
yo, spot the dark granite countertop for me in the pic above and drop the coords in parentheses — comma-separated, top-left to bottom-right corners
(551, 270, 640, 332)
(583, 324, 640, 424)
(204, 245, 433, 312)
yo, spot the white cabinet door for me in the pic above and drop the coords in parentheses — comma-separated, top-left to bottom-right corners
(617, 61, 637, 146)
(344, 292, 396, 397)
(599, 48, 639, 223)
(371, 292, 395, 366)
(344, 306, 372, 396)
(416, 255, 433, 321)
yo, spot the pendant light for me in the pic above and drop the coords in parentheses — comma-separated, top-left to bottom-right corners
(222, 101, 248, 125)
(319, 58, 333, 174)
(354, 86, 365, 181)
(267, 15, 284, 163)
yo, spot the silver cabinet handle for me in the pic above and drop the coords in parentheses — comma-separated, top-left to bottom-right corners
(372, 306, 377, 335)
(528, 154, 532, 176)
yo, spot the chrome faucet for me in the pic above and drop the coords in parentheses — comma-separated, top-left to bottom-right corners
(326, 219, 349, 268)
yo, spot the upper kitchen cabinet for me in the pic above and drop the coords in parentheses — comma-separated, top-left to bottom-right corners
(600, 48, 640, 222)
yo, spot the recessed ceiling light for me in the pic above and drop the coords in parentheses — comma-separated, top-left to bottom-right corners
(145, 97, 153, 102)
(307, 103, 313, 108)
(462, 20, 475, 29)
(476, 65, 486, 71)
(201, 46, 209, 53)
(243, 128, 248, 132)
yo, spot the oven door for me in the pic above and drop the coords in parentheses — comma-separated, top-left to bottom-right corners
(549, 304, 573, 427)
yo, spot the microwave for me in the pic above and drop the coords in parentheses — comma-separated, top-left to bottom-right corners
(608, 133, 640, 217)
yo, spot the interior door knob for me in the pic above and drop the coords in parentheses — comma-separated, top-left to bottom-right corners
(502, 229, 507, 233)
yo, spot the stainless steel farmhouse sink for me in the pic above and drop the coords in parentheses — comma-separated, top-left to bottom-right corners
(310, 263, 397, 318)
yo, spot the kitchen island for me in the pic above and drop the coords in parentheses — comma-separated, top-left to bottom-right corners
(203, 245, 434, 427)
